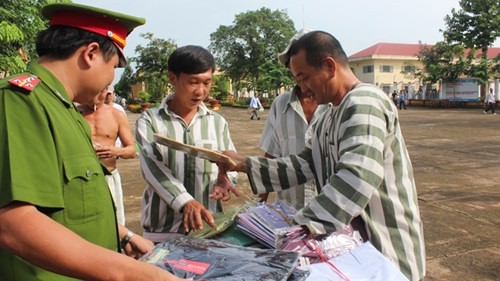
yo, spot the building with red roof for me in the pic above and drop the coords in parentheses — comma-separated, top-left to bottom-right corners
(348, 42, 500, 97)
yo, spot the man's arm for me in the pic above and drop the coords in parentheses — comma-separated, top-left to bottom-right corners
(0, 202, 187, 281)
(118, 224, 154, 259)
(113, 107, 136, 159)
(222, 148, 315, 193)
(258, 153, 275, 202)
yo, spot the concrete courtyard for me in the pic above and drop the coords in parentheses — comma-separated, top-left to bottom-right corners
(118, 105, 500, 281)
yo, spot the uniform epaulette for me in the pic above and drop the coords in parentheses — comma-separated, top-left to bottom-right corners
(8, 74, 41, 92)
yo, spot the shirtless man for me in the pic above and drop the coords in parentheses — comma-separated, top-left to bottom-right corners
(104, 86, 127, 147)
(78, 86, 136, 225)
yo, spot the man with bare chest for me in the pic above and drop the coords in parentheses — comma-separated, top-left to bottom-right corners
(78, 86, 136, 225)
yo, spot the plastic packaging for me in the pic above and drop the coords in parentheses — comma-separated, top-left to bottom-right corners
(140, 236, 300, 280)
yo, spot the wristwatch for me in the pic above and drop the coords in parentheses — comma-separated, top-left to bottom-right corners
(120, 230, 134, 250)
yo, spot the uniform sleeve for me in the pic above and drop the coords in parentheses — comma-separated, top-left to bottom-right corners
(0, 88, 63, 209)
(295, 95, 387, 234)
(135, 111, 193, 212)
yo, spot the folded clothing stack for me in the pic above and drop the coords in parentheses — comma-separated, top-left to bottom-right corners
(140, 236, 300, 280)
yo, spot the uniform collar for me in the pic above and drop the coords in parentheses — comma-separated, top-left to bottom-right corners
(27, 62, 72, 107)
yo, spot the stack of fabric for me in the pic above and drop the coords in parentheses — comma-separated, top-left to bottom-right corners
(140, 236, 300, 280)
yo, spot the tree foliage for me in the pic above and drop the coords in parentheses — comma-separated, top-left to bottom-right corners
(133, 33, 177, 102)
(414, 41, 472, 85)
(208, 8, 296, 97)
(114, 62, 135, 98)
(442, 0, 500, 84)
(211, 75, 231, 100)
(256, 60, 294, 96)
(0, 0, 69, 76)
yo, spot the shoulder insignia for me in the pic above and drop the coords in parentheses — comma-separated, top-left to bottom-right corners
(8, 75, 41, 92)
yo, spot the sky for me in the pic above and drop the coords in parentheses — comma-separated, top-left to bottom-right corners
(74, 0, 499, 84)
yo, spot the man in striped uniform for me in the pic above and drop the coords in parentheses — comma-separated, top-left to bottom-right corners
(223, 31, 425, 280)
(136, 46, 238, 243)
(258, 29, 329, 209)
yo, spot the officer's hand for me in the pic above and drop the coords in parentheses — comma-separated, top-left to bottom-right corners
(123, 233, 154, 259)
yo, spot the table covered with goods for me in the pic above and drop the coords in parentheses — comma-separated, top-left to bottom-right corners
(139, 200, 408, 281)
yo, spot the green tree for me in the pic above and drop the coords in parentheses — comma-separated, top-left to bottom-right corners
(114, 62, 135, 98)
(0, 0, 69, 76)
(209, 8, 296, 98)
(442, 0, 500, 86)
(133, 33, 177, 102)
(211, 75, 231, 100)
(0, 21, 25, 76)
(256, 60, 294, 96)
(414, 41, 470, 86)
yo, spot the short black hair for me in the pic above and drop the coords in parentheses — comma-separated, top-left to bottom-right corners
(288, 31, 348, 69)
(168, 45, 215, 76)
(36, 25, 121, 65)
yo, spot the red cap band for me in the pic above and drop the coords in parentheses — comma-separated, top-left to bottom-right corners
(50, 10, 127, 49)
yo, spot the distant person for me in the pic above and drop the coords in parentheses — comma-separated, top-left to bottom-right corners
(120, 96, 127, 107)
(399, 89, 407, 110)
(392, 90, 398, 105)
(417, 86, 423, 100)
(78, 86, 137, 226)
(220, 30, 425, 281)
(258, 29, 329, 209)
(105, 85, 126, 114)
(135, 45, 239, 243)
(483, 88, 496, 115)
(249, 93, 263, 120)
(104, 85, 127, 147)
(0, 2, 187, 280)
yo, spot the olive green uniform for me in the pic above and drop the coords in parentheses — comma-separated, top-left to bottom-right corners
(0, 62, 119, 280)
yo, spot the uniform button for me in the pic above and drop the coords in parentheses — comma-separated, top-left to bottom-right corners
(86, 170, 91, 177)
(186, 129, 190, 132)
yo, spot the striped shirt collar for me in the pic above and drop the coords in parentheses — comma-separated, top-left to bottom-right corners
(281, 87, 301, 115)
(282, 88, 331, 124)
(159, 93, 213, 117)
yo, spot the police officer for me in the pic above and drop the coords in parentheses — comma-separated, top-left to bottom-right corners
(0, 3, 188, 281)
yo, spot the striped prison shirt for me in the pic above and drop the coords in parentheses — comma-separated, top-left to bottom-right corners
(247, 84, 425, 280)
(259, 88, 329, 209)
(135, 94, 237, 242)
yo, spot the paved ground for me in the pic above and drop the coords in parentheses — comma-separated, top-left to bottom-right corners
(118, 105, 500, 281)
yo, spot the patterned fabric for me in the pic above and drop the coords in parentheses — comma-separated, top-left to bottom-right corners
(246, 84, 425, 281)
(136, 94, 237, 242)
(259, 89, 328, 209)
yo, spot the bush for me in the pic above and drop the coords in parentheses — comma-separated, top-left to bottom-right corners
(137, 91, 151, 103)
(127, 104, 143, 113)
(216, 91, 230, 101)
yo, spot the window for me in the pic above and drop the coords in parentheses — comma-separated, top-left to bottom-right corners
(379, 65, 393, 73)
(363, 65, 374, 73)
(402, 65, 416, 73)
